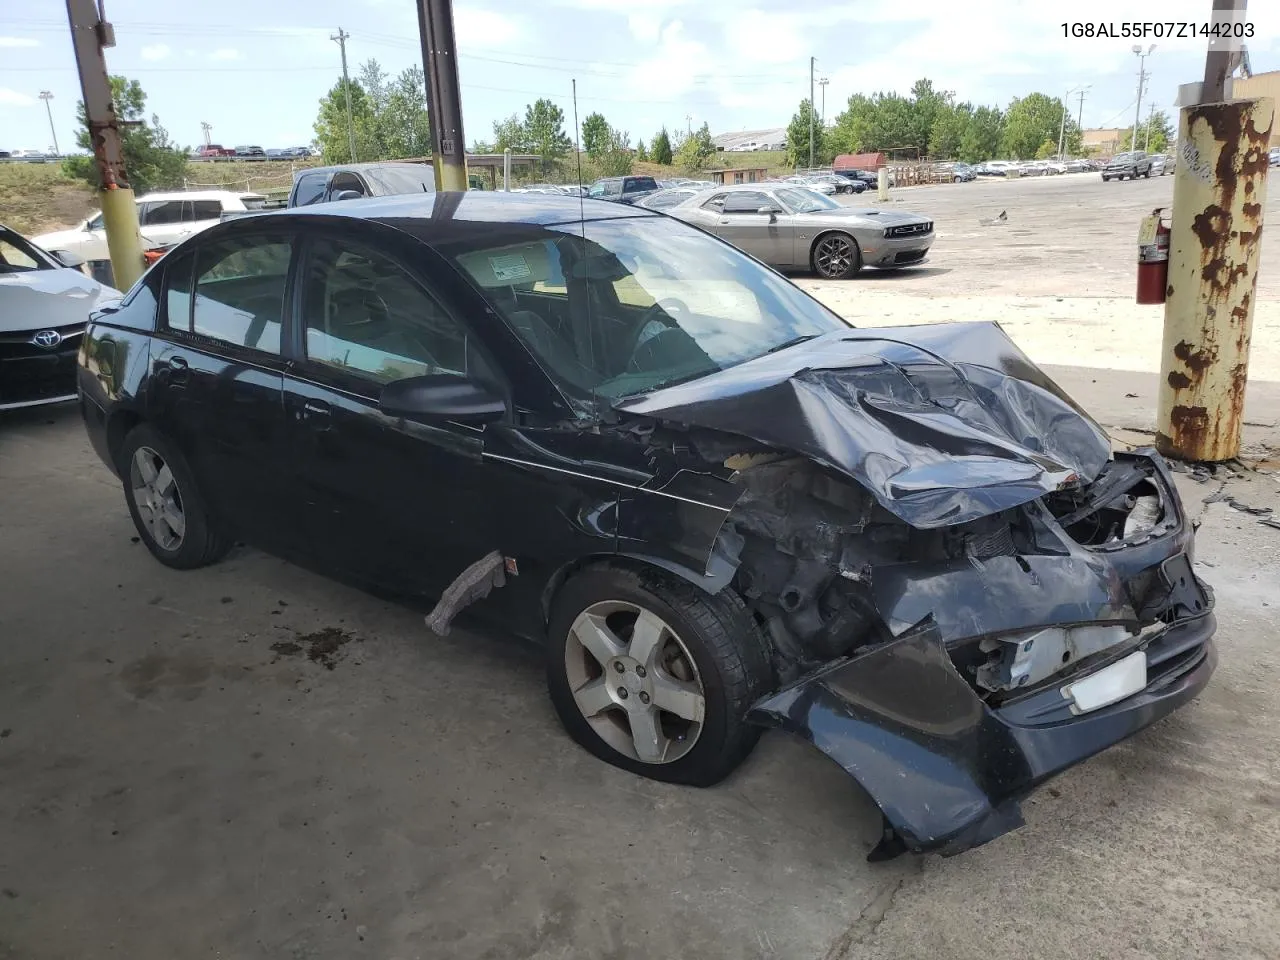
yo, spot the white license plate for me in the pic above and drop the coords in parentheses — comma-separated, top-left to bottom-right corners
(1061, 650, 1148, 715)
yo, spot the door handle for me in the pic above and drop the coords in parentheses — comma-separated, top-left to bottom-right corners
(718, 218, 730, 224)
(167, 355, 189, 382)
(302, 399, 332, 430)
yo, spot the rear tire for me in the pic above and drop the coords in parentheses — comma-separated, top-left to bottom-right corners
(120, 424, 231, 570)
(546, 565, 773, 787)
(1144, 168, 1152, 178)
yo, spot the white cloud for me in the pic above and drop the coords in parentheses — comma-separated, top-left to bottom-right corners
(627, 14, 662, 43)
(454, 8, 521, 48)
(0, 36, 39, 48)
(0, 88, 35, 106)
(209, 48, 243, 62)
(141, 43, 171, 61)
(724, 11, 804, 65)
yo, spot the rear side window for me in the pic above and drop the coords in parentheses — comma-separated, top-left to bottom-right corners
(189, 200, 223, 222)
(625, 177, 657, 192)
(191, 236, 291, 354)
(293, 173, 328, 207)
(328, 172, 366, 199)
(164, 254, 194, 331)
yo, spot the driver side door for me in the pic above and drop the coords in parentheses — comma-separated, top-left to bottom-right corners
(711, 191, 795, 267)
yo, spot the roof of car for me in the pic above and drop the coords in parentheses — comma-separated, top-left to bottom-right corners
(136, 190, 263, 202)
(295, 161, 438, 178)
(257, 190, 660, 228)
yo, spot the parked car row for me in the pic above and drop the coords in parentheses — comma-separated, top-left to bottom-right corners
(0, 149, 58, 162)
(63, 189, 1217, 859)
(192, 144, 313, 160)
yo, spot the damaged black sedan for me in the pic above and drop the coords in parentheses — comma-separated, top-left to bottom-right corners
(77, 192, 1215, 857)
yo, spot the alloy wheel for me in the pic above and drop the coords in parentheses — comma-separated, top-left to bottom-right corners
(129, 446, 186, 552)
(815, 235, 856, 278)
(564, 600, 706, 764)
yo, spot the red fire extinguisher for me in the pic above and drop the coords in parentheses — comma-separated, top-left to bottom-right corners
(1136, 207, 1171, 304)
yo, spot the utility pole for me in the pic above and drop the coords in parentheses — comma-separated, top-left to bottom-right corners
(64, 0, 143, 290)
(38, 91, 59, 155)
(1076, 88, 1088, 134)
(331, 28, 356, 163)
(416, 0, 467, 191)
(809, 56, 816, 169)
(685, 113, 692, 136)
(818, 76, 829, 125)
(1156, 0, 1269, 461)
(1131, 44, 1155, 150)
(200, 120, 212, 147)
(1057, 85, 1086, 159)
(1144, 102, 1156, 151)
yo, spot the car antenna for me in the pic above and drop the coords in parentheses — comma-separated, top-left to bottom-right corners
(571, 78, 598, 412)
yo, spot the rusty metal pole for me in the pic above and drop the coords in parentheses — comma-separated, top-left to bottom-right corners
(416, 0, 468, 192)
(65, 0, 144, 291)
(1155, 0, 1269, 461)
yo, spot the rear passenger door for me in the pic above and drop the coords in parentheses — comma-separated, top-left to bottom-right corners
(148, 230, 298, 554)
(138, 199, 188, 251)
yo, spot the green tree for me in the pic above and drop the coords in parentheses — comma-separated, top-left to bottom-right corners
(581, 112, 610, 158)
(313, 76, 375, 162)
(523, 98, 572, 171)
(1117, 109, 1175, 153)
(928, 102, 971, 159)
(379, 65, 431, 158)
(651, 127, 673, 165)
(674, 123, 715, 173)
(785, 99, 826, 167)
(63, 76, 187, 196)
(959, 106, 1004, 162)
(829, 91, 916, 156)
(492, 114, 527, 152)
(635, 138, 648, 162)
(1035, 138, 1059, 159)
(596, 125, 633, 176)
(1001, 93, 1068, 159)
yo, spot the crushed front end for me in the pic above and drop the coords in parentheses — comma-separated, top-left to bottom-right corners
(734, 450, 1214, 856)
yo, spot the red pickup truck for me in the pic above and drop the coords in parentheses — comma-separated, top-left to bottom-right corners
(194, 144, 235, 159)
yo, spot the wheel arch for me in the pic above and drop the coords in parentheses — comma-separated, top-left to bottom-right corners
(106, 408, 145, 475)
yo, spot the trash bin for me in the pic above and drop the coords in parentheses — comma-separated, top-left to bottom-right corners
(1006, 167, 1021, 179)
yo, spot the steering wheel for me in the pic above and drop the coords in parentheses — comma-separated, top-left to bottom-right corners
(624, 297, 692, 371)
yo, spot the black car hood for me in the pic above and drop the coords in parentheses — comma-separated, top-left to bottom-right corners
(616, 322, 1110, 528)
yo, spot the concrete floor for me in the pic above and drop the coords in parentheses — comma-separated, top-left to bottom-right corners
(3, 176, 1280, 959)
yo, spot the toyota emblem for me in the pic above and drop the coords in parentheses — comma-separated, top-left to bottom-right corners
(32, 329, 62, 349)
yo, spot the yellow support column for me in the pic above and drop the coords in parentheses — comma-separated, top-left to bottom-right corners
(1155, 97, 1273, 461)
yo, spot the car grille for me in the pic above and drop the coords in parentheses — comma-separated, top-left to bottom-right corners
(0, 324, 83, 406)
(885, 222, 932, 238)
(894, 249, 928, 265)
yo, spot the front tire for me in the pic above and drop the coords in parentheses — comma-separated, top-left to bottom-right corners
(812, 232, 861, 279)
(120, 424, 231, 570)
(1144, 168, 1152, 178)
(546, 565, 773, 787)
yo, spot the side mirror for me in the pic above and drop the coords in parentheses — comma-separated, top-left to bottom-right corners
(379, 374, 506, 425)
(331, 189, 363, 202)
(757, 205, 779, 222)
(49, 249, 85, 268)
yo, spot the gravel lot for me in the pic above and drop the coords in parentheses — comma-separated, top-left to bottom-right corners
(2, 173, 1279, 960)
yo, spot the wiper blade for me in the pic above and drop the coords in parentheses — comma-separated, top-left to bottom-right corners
(764, 334, 819, 355)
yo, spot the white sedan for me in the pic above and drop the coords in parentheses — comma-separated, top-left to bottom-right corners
(0, 224, 120, 410)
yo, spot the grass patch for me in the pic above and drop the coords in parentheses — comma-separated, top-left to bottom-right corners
(0, 163, 97, 236)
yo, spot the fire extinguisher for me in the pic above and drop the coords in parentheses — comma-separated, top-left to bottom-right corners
(1136, 207, 1171, 304)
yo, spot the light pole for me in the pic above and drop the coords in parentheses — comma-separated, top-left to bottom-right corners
(1131, 44, 1155, 152)
(38, 91, 59, 156)
(1057, 84, 1090, 158)
(818, 76, 829, 125)
(809, 56, 816, 169)
(331, 27, 356, 162)
(200, 121, 212, 147)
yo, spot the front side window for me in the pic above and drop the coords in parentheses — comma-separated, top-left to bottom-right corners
(328, 172, 366, 199)
(302, 238, 485, 385)
(86, 213, 104, 231)
(0, 231, 47, 272)
(191, 236, 291, 353)
(293, 173, 328, 207)
(163, 253, 194, 331)
(447, 216, 848, 402)
(721, 191, 771, 214)
(774, 187, 840, 213)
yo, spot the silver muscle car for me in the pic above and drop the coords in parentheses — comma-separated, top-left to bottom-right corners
(664, 184, 934, 279)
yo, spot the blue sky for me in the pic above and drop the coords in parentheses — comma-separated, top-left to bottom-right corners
(2, 0, 1279, 155)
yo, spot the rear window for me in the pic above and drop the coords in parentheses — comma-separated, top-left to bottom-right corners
(625, 177, 657, 192)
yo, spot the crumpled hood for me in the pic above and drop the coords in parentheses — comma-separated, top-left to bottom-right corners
(616, 321, 1110, 528)
(0, 267, 121, 333)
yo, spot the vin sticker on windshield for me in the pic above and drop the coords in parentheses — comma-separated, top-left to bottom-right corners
(489, 253, 532, 282)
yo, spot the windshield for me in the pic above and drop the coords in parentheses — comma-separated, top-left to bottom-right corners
(447, 215, 848, 404)
(775, 187, 840, 213)
(1112, 153, 1136, 161)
